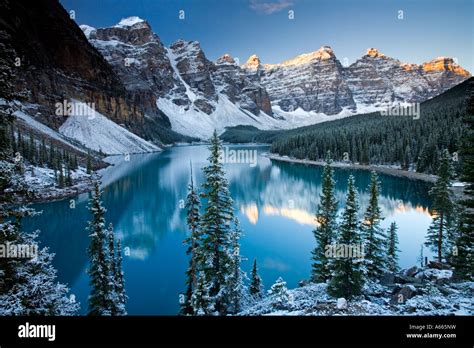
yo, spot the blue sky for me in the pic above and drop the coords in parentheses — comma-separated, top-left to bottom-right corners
(61, 0, 473, 72)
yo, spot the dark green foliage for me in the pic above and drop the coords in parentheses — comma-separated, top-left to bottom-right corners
(223, 80, 471, 175)
(361, 171, 386, 279)
(425, 149, 454, 262)
(249, 259, 263, 299)
(311, 151, 338, 283)
(451, 82, 474, 280)
(327, 175, 364, 299)
(386, 222, 400, 273)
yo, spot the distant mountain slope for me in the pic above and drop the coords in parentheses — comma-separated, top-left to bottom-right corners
(222, 78, 472, 174)
(59, 101, 160, 155)
(269, 77, 472, 173)
(0, 0, 191, 149)
(81, 16, 470, 139)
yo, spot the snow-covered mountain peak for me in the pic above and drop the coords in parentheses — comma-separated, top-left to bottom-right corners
(242, 54, 262, 71)
(422, 57, 471, 76)
(366, 47, 386, 58)
(265, 45, 336, 69)
(216, 53, 236, 65)
(114, 16, 147, 28)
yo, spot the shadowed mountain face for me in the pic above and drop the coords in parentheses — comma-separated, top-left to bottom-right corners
(0, 0, 172, 142)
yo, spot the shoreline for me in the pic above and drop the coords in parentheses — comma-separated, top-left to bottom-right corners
(264, 153, 438, 183)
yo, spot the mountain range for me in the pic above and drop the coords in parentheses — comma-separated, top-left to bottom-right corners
(0, 0, 471, 153)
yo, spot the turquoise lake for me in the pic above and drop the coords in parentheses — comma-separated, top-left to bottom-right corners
(23, 145, 434, 315)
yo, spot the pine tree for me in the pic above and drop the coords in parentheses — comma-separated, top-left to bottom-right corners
(268, 277, 291, 309)
(425, 149, 454, 262)
(225, 218, 247, 314)
(86, 151, 92, 175)
(181, 163, 201, 315)
(0, 227, 79, 315)
(190, 271, 211, 316)
(386, 222, 400, 273)
(249, 259, 264, 300)
(311, 151, 338, 283)
(114, 239, 127, 315)
(361, 171, 386, 279)
(105, 223, 127, 316)
(198, 130, 235, 315)
(87, 181, 112, 315)
(451, 95, 474, 280)
(328, 175, 364, 299)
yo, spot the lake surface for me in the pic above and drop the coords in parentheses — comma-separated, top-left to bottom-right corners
(23, 145, 434, 315)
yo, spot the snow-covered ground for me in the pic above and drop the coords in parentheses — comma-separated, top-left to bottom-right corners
(59, 100, 161, 155)
(21, 164, 94, 203)
(241, 269, 473, 316)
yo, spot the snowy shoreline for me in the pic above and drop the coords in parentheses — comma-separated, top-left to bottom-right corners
(265, 153, 439, 183)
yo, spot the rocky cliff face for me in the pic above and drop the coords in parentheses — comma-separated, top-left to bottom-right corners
(248, 47, 471, 114)
(82, 18, 274, 122)
(257, 46, 356, 114)
(0, 1, 172, 142)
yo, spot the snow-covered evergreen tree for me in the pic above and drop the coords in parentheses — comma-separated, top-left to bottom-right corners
(198, 130, 235, 315)
(311, 151, 338, 283)
(190, 271, 211, 316)
(181, 163, 201, 315)
(386, 222, 400, 273)
(0, 234, 79, 315)
(425, 149, 454, 262)
(449, 102, 474, 280)
(249, 259, 264, 300)
(328, 175, 364, 299)
(225, 218, 248, 314)
(87, 181, 113, 316)
(268, 277, 291, 309)
(0, 97, 77, 315)
(361, 171, 386, 279)
(114, 239, 127, 315)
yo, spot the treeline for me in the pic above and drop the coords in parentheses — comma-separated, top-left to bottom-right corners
(8, 125, 95, 188)
(219, 79, 472, 175)
(270, 79, 471, 174)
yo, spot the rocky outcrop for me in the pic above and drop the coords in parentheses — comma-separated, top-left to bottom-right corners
(213, 54, 273, 115)
(82, 19, 275, 120)
(243, 47, 471, 115)
(257, 46, 357, 114)
(0, 0, 171, 143)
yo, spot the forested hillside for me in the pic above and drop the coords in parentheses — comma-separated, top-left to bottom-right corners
(223, 78, 472, 174)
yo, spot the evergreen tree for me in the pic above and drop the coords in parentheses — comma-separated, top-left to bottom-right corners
(190, 271, 211, 316)
(249, 259, 264, 300)
(311, 151, 338, 283)
(451, 95, 474, 280)
(386, 222, 400, 273)
(181, 163, 201, 315)
(105, 223, 127, 316)
(87, 181, 113, 315)
(198, 130, 235, 315)
(114, 239, 127, 315)
(268, 277, 291, 309)
(328, 175, 364, 299)
(86, 151, 92, 174)
(361, 171, 386, 279)
(225, 218, 247, 314)
(425, 149, 454, 262)
(0, 227, 79, 315)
